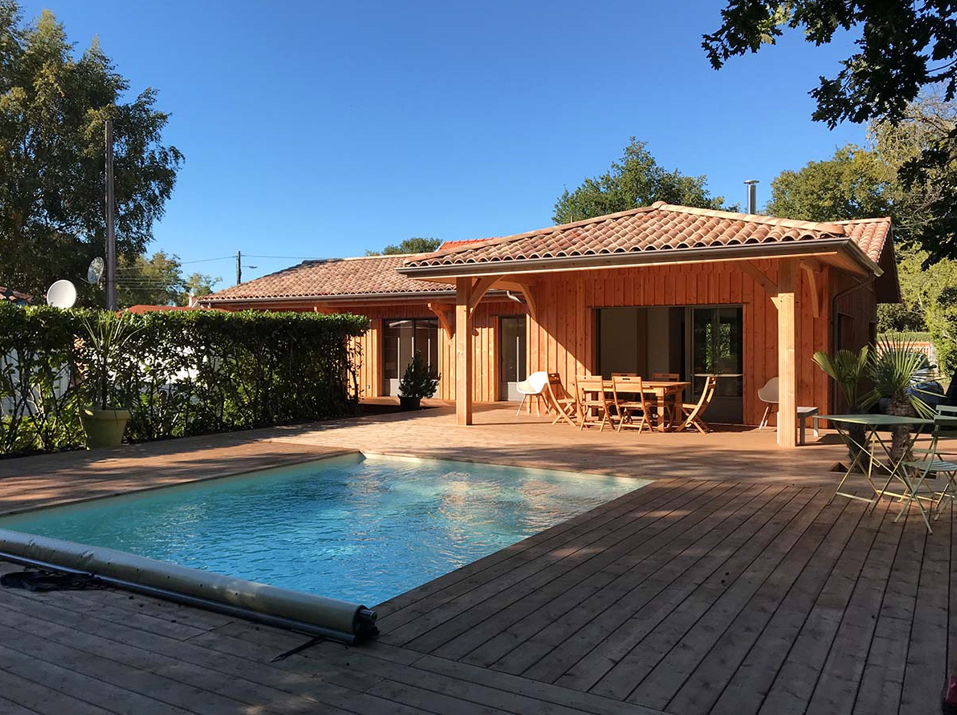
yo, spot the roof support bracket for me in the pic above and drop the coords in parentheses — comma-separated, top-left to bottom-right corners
(741, 261, 779, 298)
(800, 260, 822, 319)
(428, 302, 455, 338)
(467, 276, 499, 314)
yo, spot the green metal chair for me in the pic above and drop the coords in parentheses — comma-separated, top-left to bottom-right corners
(900, 411, 957, 530)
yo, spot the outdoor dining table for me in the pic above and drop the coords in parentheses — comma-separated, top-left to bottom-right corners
(605, 380, 690, 432)
(821, 413, 935, 530)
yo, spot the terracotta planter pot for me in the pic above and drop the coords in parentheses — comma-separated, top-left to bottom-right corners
(80, 408, 130, 449)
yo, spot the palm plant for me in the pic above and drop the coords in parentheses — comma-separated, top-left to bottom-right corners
(79, 311, 140, 410)
(813, 347, 876, 467)
(812, 346, 875, 413)
(868, 338, 935, 463)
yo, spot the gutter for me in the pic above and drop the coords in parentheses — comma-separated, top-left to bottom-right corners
(396, 238, 882, 280)
(201, 289, 515, 308)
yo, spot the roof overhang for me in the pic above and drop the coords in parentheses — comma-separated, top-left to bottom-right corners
(201, 289, 517, 307)
(397, 238, 882, 282)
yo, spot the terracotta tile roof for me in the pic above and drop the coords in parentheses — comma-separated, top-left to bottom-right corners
(438, 238, 494, 250)
(403, 202, 892, 269)
(204, 254, 450, 303)
(0, 286, 30, 306)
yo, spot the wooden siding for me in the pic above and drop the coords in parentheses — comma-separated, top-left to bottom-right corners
(212, 258, 876, 420)
(522, 261, 842, 425)
(299, 299, 526, 401)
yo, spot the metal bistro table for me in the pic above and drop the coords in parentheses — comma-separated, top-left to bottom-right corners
(821, 414, 935, 528)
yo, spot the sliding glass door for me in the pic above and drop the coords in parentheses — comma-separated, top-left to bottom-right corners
(689, 306, 743, 423)
(383, 318, 439, 396)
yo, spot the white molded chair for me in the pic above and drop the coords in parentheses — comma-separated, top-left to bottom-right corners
(515, 371, 550, 415)
(758, 377, 779, 428)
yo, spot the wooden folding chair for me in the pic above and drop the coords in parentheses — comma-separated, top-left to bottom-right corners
(545, 373, 578, 426)
(613, 375, 652, 433)
(577, 376, 615, 432)
(678, 374, 717, 433)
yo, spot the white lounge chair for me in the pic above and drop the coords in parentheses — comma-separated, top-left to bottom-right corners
(515, 371, 550, 416)
(758, 377, 778, 428)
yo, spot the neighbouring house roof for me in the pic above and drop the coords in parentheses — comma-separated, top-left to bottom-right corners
(1, 286, 31, 306)
(203, 254, 453, 304)
(400, 202, 892, 274)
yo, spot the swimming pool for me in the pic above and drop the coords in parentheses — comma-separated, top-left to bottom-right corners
(0, 454, 643, 605)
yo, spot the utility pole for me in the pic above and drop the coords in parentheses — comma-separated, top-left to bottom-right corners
(105, 118, 117, 310)
(236, 250, 242, 285)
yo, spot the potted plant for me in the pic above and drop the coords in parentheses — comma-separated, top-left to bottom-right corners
(78, 311, 139, 448)
(813, 346, 875, 467)
(868, 338, 935, 463)
(398, 350, 438, 410)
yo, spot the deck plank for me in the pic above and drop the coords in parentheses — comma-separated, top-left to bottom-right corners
(752, 500, 893, 715)
(667, 495, 855, 715)
(504, 483, 773, 680)
(616, 487, 830, 708)
(554, 484, 798, 693)
(401, 481, 740, 655)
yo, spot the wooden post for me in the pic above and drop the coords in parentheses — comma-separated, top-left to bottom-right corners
(455, 277, 473, 425)
(775, 259, 798, 447)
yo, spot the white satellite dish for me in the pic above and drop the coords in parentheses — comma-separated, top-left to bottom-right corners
(87, 257, 105, 285)
(46, 279, 77, 309)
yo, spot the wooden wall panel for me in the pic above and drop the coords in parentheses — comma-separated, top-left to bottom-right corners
(522, 261, 854, 426)
(214, 259, 877, 420)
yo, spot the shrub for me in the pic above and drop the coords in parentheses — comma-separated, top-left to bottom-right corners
(0, 305, 369, 455)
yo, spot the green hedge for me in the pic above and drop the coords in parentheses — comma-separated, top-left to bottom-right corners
(0, 305, 369, 456)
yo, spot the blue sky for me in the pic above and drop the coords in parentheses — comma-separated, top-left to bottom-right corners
(22, 0, 865, 287)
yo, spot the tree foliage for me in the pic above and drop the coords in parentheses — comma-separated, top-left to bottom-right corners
(704, 0, 957, 259)
(366, 237, 442, 256)
(114, 251, 220, 308)
(0, 1, 182, 299)
(766, 95, 957, 369)
(552, 138, 732, 225)
(766, 146, 893, 223)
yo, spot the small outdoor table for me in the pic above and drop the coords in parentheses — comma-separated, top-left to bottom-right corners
(820, 414, 934, 528)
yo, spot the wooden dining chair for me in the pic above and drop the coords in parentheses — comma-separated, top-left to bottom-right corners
(612, 375, 652, 433)
(652, 372, 680, 381)
(545, 373, 578, 426)
(576, 376, 615, 432)
(678, 374, 717, 433)
(611, 372, 638, 377)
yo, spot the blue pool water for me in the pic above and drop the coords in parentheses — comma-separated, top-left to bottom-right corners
(0, 455, 642, 605)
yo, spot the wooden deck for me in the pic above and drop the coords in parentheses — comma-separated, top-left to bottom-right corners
(0, 404, 950, 714)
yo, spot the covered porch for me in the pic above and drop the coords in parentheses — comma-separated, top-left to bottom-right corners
(398, 203, 894, 448)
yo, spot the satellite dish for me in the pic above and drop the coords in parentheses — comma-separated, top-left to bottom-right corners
(87, 257, 105, 285)
(46, 279, 77, 309)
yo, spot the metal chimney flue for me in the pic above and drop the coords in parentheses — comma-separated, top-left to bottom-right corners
(744, 180, 759, 215)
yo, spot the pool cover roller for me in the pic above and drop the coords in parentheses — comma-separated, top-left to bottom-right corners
(0, 529, 378, 644)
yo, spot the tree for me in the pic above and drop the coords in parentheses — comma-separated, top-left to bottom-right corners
(764, 96, 957, 365)
(704, 1, 957, 259)
(115, 251, 183, 308)
(113, 251, 220, 308)
(0, 2, 182, 300)
(365, 237, 442, 256)
(552, 138, 732, 225)
(178, 272, 220, 305)
(766, 145, 894, 223)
